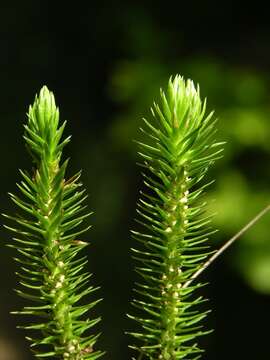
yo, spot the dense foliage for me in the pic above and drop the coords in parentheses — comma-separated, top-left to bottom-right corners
(129, 76, 223, 359)
(4, 87, 103, 359)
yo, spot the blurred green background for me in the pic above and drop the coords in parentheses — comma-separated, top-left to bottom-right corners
(1, 1, 270, 359)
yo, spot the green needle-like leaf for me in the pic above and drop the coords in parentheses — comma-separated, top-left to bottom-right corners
(5, 86, 104, 359)
(128, 75, 224, 360)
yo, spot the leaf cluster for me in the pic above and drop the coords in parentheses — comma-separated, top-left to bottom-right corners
(4, 87, 103, 360)
(128, 76, 223, 360)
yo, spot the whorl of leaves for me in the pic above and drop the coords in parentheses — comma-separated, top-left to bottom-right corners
(4, 87, 104, 359)
(128, 76, 223, 360)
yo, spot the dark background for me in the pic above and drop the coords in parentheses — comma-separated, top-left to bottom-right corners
(1, 2, 270, 359)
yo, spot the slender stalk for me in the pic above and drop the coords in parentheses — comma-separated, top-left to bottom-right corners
(183, 203, 270, 288)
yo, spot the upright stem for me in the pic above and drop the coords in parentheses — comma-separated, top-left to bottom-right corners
(160, 169, 189, 359)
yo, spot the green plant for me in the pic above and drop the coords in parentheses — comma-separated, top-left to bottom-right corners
(127, 76, 223, 359)
(4, 87, 104, 359)
(3, 77, 269, 360)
